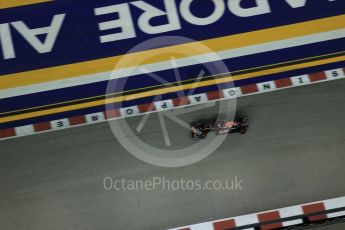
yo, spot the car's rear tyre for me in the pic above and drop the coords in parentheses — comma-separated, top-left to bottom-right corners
(239, 127, 247, 134)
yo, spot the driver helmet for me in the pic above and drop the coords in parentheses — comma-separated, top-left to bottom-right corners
(226, 121, 236, 127)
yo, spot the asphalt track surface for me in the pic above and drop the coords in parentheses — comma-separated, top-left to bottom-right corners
(1, 79, 345, 230)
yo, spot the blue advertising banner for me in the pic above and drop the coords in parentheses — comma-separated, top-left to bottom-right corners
(0, 0, 344, 74)
(0, 0, 344, 133)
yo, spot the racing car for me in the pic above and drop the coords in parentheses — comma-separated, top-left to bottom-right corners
(191, 115, 249, 140)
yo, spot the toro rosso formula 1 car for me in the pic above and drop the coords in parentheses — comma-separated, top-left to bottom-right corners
(191, 115, 249, 140)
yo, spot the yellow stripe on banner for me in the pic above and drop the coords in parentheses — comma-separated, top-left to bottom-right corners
(0, 0, 52, 9)
(1, 14, 345, 89)
(1, 54, 344, 123)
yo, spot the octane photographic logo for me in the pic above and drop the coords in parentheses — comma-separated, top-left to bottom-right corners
(106, 36, 237, 167)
